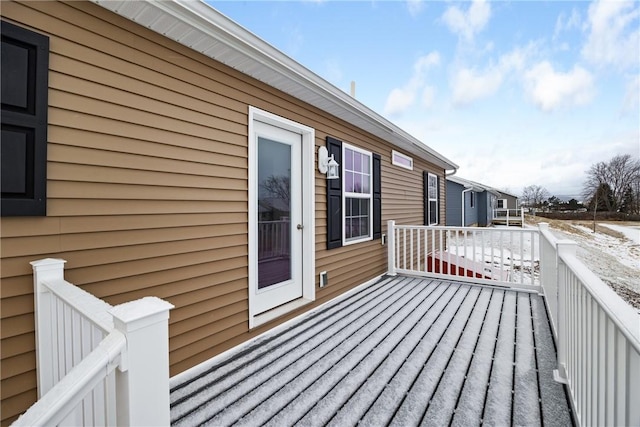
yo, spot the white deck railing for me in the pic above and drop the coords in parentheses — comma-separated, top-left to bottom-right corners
(538, 225, 640, 427)
(492, 207, 525, 226)
(387, 221, 540, 290)
(387, 220, 640, 426)
(13, 259, 174, 426)
(258, 220, 290, 259)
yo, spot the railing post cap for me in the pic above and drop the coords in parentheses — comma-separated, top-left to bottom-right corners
(538, 222, 549, 229)
(110, 296, 174, 332)
(30, 258, 67, 270)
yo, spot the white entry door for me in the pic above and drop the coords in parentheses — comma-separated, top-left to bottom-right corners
(252, 120, 303, 314)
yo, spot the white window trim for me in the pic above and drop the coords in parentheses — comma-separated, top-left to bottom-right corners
(391, 150, 413, 170)
(342, 143, 373, 245)
(247, 106, 315, 329)
(427, 172, 439, 226)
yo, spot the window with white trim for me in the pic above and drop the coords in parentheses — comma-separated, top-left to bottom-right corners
(470, 191, 475, 208)
(497, 199, 507, 209)
(343, 143, 373, 244)
(427, 173, 438, 225)
(391, 150, 413, 170)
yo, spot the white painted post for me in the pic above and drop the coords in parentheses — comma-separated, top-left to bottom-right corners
(110, 297, 174, 426)
(30, 258, 67, 397)
(387, 220, 397, 276)
(520, 208, 525, 227)
(553, 240, 577, 384)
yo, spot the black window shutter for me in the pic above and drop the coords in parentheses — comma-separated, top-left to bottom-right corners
(1, 21, 49, 216)
(326, 136, 342, 249)
(423, 171, 428, 225)
(435, 174, 440, 225)
(373, 153, 381, 239)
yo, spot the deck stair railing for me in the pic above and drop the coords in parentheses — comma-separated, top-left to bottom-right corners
(387, 220, 640, 426)
(386, 220, 540, 290)
(13, 259, 174, 426)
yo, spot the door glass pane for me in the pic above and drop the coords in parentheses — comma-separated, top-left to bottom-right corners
(258, 137, 291, 289)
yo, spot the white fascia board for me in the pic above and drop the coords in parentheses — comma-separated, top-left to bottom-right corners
(91, 0, 458, 171)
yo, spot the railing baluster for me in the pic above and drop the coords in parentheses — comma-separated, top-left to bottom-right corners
(417, 229, 421, 271)
(409, 228, 414, 271)
(519, 230, 524, 284)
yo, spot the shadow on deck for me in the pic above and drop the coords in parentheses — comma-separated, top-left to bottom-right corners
(170, 275, 573, 426)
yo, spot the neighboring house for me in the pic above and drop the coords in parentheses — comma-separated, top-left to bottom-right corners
(0, 1, 458, 423)
(496, 189, 520, 212)
(446, 176, 500, 227)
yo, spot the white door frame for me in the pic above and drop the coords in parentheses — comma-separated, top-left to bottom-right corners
(248, 107, 315, 328)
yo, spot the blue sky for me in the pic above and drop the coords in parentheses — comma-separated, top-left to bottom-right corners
(209, 0, 639, 199)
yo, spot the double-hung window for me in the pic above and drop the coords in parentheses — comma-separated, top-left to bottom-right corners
(343, 143, 373, 244)
(427, 173, 438, 225)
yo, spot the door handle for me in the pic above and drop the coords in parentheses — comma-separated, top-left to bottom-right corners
(297, 224, 304, 230)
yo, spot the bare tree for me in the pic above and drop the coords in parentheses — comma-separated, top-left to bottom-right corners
(582, 154, 640, 213)
(261, 175, 290, 204)
(521, 185, 550, 210)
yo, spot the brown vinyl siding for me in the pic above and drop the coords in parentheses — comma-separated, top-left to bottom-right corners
(0, 1, 447, 424)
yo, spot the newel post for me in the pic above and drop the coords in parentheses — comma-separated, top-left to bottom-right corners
(30, 258, 67, 397)
(387, 220, 397, 276)
(110, 297, 174, 426)
(553, 240, 577, 384)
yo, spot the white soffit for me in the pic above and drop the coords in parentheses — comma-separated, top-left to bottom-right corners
(92, 0, 458, 171)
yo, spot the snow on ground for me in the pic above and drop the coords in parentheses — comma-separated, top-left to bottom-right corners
(599, 222, 640, 244)
(530, 218, 640, 310)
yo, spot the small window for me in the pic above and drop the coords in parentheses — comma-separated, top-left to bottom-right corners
(470, 192, 475, 208)
(391, 150, 413, 170)
(1, 21, 49, 216)
(427, 173, 438, 225)
(497, 199, 507, 209)
(343, 143, 373, 244)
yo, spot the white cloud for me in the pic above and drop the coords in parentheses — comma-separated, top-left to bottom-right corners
(451, 67, 503, 106)
(554, 8, 581, 39)
(383, 52, 440, 116)
(385, 88, 416, 116)
(449, 46, 530, 106)
(421, 86, 436, 108)
(406, 0, 424, 18)
(442, 0, 491, 42)
(582, 0, 640, 69)
(524, 61, 594, 112)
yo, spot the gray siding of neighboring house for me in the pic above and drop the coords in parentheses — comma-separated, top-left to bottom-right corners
(446, 180, 480, 227)
(502, 194, 520, 209)
(501, 194, 519, 210)
(446, 180, 463, 226)
(464, 191, 479, 226)
(478, 192, 490, 226)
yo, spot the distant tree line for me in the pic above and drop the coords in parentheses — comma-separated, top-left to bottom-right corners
(520, 185, 586, 213)
(582, 154, 640, 215)
(519, 154, 640, 218)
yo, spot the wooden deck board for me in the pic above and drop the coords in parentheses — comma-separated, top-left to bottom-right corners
(170, 276, 572, 426)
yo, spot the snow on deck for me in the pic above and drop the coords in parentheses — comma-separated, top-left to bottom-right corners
(170, 276, 572, 426)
